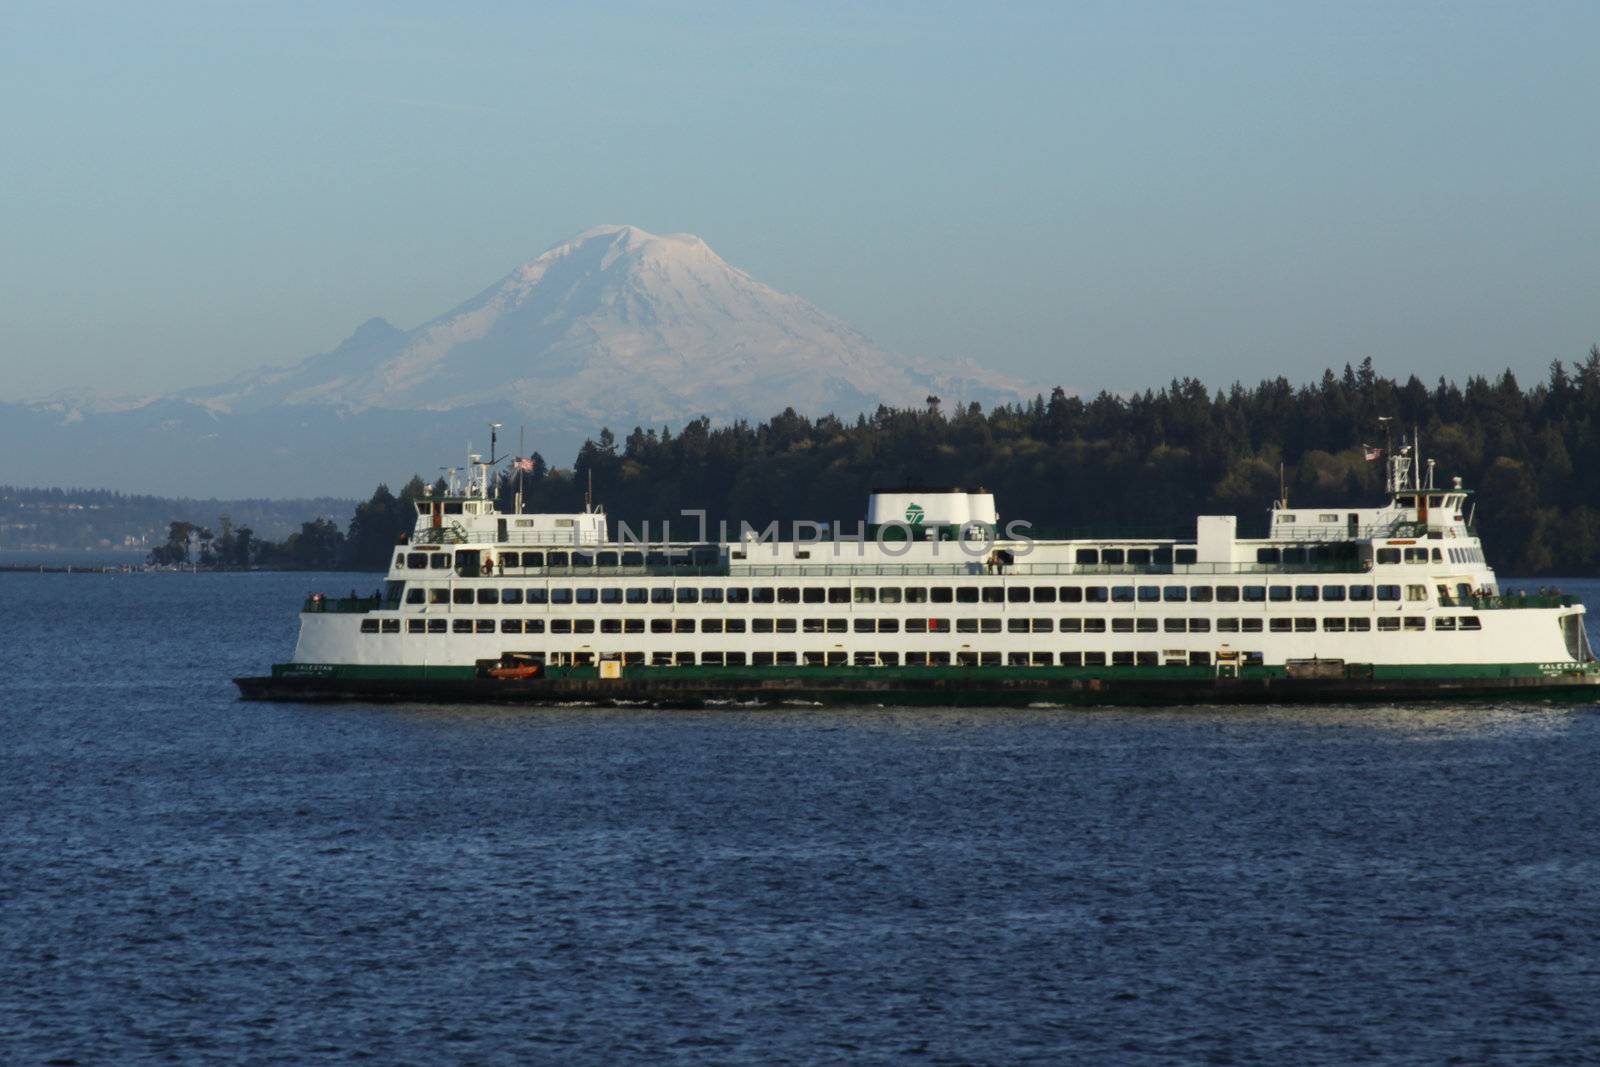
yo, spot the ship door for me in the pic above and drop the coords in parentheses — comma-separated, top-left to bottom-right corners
(1215, 647, 1238, 679)
(1347, 513, 1360, 538)
(432, 501, 443, 529)
(497, 518, 508, 543)
(455, 549, 481, 578)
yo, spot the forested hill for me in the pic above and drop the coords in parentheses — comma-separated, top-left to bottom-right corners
(512, 352, 1600, 577)
(151, 351, 1600, 576)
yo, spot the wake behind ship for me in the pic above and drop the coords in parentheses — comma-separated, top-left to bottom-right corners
(236, 433, 1599, 707)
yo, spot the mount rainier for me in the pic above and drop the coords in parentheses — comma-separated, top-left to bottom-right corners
(5, 225, 1031, 496)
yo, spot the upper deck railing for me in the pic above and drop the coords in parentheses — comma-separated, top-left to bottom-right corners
(302, 594, 382, 614)
(1438, 593, 1580, 610)
(446, 559, 1369, 581)
(413, 527, 597, 547)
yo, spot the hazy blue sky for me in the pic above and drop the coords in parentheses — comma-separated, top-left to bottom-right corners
(2, 1, 1596, 400)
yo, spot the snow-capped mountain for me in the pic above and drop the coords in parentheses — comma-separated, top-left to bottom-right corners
(194, 224, 1024, 422)
(4, 226, 1033, 495)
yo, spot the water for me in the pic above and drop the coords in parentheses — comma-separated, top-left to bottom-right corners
(4, 573, 1600, 1065)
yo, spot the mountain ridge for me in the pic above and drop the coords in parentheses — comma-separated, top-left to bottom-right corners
(5, 225, 1037, 495)
(185, 223, 1026, 420)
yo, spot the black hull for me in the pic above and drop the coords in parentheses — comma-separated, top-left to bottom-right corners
(234, 672, 1600, 708)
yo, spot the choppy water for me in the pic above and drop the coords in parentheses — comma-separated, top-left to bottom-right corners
(4, 572, 1599, 1064)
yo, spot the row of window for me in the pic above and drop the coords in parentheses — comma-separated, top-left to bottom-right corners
(400, 581, 1449, 608)
(361, 615, 1481, 636)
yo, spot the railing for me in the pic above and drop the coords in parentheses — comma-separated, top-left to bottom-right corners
(1269, 521, 1426, 542)
(303, 595, 382, 614)
(413, 527, 600, 547)
(482, 564, 732, 579)
(457, 559, 1368, 580)
(1439, 593, 1580, 610)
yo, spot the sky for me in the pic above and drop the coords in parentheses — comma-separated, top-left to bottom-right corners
(1, 1, 1596, 401)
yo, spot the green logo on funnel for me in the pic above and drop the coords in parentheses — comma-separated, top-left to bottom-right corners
(905, 503, 925, 525)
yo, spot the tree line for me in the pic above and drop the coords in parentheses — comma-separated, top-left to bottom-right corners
(157, 350, 1600, 576)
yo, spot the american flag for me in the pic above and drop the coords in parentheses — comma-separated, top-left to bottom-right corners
(513, 456, 535, 472)
(1363, 445, 1385, 462)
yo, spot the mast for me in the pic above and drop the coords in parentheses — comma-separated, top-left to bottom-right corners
(516, 425, 525, 515)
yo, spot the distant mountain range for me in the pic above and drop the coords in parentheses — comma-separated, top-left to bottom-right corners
(2, 225, 1033, 496)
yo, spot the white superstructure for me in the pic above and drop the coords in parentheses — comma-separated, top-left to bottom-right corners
(290, 437, 1593, 679)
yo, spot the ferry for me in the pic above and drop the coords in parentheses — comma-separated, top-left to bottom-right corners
(236, 431, 1599, 707)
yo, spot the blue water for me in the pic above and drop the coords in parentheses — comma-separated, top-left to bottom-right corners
(4, 573, 1600, 1064)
